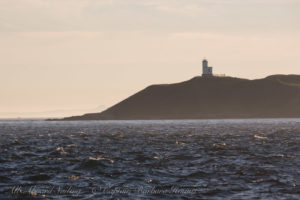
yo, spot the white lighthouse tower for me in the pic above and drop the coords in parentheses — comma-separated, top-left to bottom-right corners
(202, 59, 213, 76)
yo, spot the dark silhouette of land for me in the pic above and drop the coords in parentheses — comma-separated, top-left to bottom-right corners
(59, 75, 300, 120)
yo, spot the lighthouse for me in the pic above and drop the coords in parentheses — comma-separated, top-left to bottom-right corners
(202, 59, 213, 76)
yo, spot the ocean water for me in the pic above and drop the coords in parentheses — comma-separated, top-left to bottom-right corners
(1, 119, 300, 199)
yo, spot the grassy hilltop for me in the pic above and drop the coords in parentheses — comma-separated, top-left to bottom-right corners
(61, 75, 300, 120)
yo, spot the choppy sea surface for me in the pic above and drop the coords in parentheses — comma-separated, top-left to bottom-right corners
(1, 119, 300, 199)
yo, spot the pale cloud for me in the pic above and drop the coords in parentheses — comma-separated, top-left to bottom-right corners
(141, 0, 207, 17)
(0, 0, 299, 33)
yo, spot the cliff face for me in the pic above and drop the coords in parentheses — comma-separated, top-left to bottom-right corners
(62, 75, 300, 120)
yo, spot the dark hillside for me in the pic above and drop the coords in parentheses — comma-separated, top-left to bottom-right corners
(61, 75, 300, 120)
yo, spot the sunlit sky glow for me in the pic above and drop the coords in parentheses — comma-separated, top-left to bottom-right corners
(1, 0, 300, 117)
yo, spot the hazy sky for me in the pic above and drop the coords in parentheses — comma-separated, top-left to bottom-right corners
(1, 0, 300, 117)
